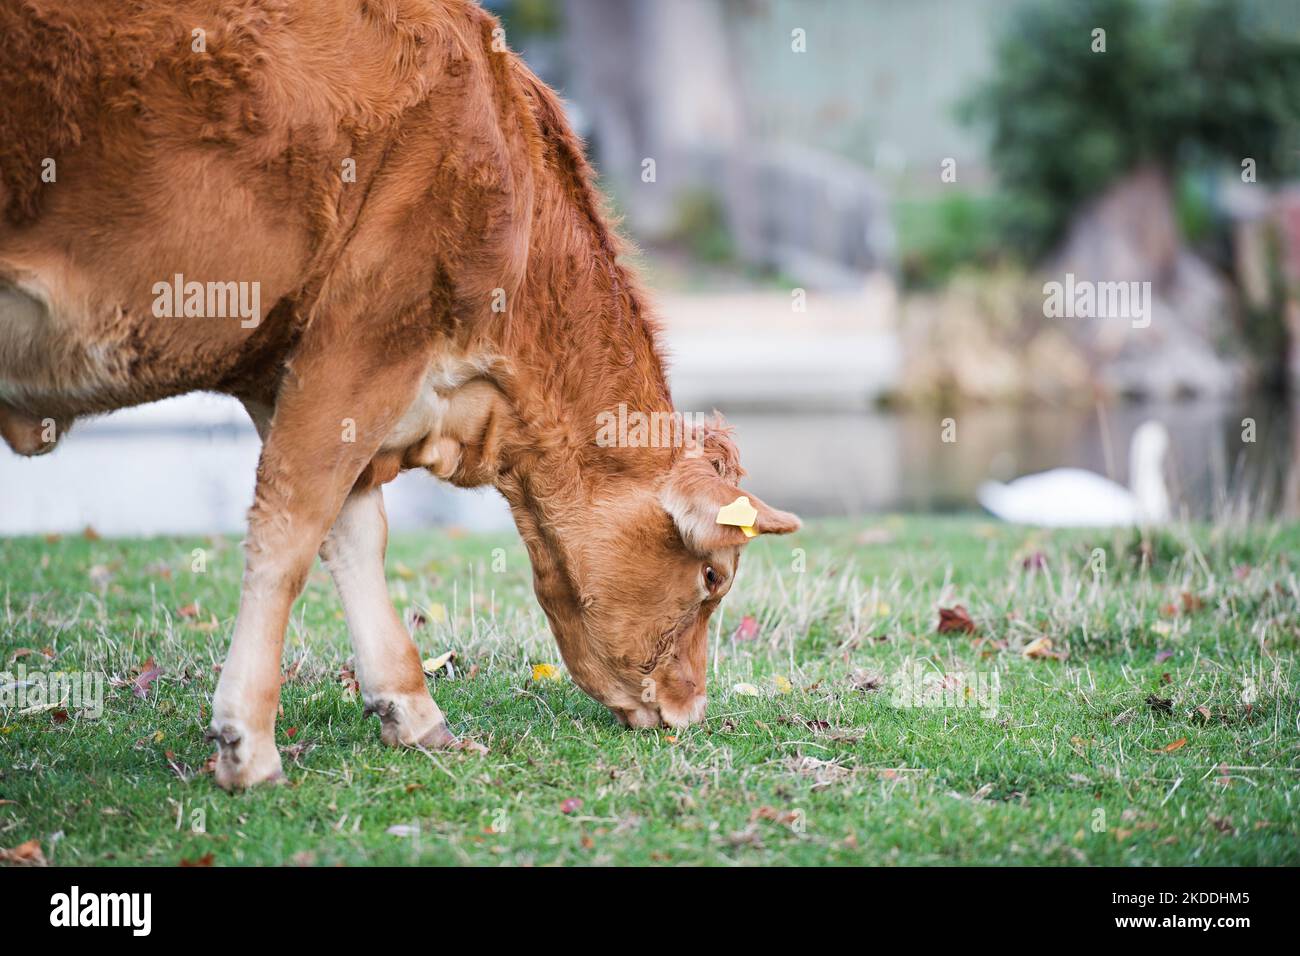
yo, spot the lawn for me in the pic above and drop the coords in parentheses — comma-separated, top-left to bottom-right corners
(1, 517, 1297, 866)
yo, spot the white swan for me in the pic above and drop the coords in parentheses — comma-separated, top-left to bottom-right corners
(976, 421, 1170, 527)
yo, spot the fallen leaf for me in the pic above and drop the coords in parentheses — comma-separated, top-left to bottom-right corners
(1146, 694, 1173, 714)
(422, 651, 455, 676)
(727, 826, 764, 848)
(0, 839, 45, 866)
(938, 605, 977, 635)
(82, 525, 101, 541)
(177, 602, 200, 618)
(280, 741, 312, 762)
(750, 805, 800, 827)
(1022, 636, 1056, 659)
(337, 666, 360, 695)
(849, 669, 883, 692)
(131, 658, 161, 699)
(180, 852, 214, 867)
(449, 738, 489, 755)
(1158, 737, 1188, 753)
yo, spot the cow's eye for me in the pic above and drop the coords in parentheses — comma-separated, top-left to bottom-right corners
(703, 565, 720, 590)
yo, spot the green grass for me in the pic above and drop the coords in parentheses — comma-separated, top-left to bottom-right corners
(1, 517, 1298, 866)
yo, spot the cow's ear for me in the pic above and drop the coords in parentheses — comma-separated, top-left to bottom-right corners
(660, 457, 801, 553)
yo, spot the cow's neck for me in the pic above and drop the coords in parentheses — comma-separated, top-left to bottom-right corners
(485, 163, 676, 492)
(429, 67, 680, 520)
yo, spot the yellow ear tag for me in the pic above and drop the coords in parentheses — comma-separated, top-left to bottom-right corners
(716, 496, 759, 538)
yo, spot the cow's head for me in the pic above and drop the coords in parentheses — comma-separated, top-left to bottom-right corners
(505, 418, 799, 728)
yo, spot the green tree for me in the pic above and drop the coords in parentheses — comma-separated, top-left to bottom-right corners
(964, 0, 1300, 258)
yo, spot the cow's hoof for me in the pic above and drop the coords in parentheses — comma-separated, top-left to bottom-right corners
(363, 692, 454, 749)
(206, 722, 284, 791)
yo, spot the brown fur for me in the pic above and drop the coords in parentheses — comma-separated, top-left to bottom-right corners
(0, 0, 799, 780)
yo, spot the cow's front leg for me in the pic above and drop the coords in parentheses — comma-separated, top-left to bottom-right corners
(209, 339, 433, 790)
(320, 485, 454, 749)
(206, 534, 303, 790)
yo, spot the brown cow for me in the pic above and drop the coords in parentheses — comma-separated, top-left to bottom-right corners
(0, 0, 799, 789)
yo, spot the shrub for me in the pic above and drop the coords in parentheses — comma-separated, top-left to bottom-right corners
(963, 0, 1300, 258)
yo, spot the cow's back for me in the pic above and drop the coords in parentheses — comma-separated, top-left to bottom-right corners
(0, 0, 524, 425)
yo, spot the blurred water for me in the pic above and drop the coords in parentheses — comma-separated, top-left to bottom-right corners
(726, 397, 1299, 522)
(0, 395, 513, 537)
(0, 395, 1294, 536)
